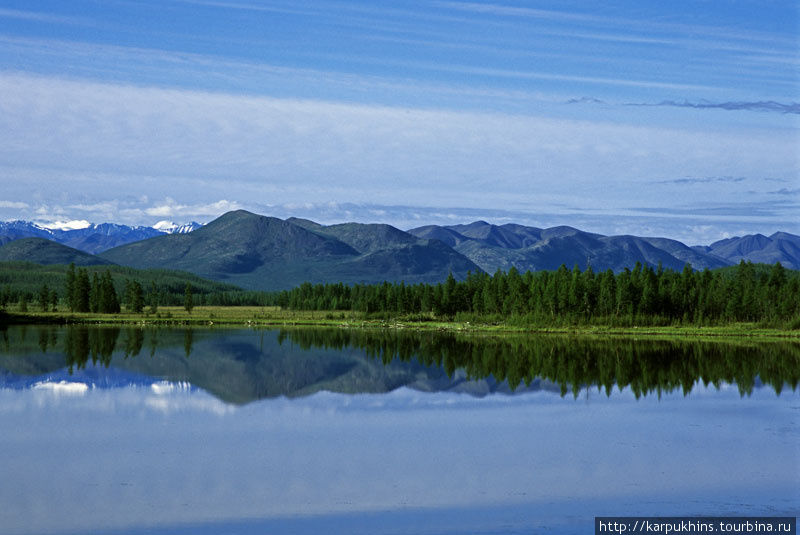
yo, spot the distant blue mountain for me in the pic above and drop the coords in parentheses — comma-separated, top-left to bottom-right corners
(0, 220, 202, 254)
(408, 221, 744, 273)
(693, 232, 800, 269)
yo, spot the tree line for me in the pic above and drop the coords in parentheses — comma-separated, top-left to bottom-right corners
(61, 264, 198, 314)
(0, 261, 242, 312)
(273, 261, 800, 326)
(2, 260, 798, 326)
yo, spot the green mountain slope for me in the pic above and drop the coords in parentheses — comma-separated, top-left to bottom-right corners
(0, 238, 113, 266)
(100, 211, 482, 290)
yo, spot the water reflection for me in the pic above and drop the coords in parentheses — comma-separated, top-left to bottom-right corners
(0, 325, 797, 403)
(0, 325, 797, 535)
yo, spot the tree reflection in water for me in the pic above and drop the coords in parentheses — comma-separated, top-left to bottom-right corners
(1, 325, 797, 400)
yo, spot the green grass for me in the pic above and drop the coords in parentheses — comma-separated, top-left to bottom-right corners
(2, 304, 799, 339)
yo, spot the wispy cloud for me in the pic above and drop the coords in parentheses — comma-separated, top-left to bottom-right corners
(168, 0, 321, 17)
(643, 100, 800, 115)
(566, 97, 606, 105)
(0, 8, 91, 26)
(435, 1, 616, 25)
(437, 1, 794, 48)
(630, 199, 799, 219)
(0, 33, 724, 97)
(396, 61, 719, 91)
(142, 198, 243, 219)
(657, 177, 747, 185)
(770, 188, 800, 196)
(1, 72, 796, 212)
(0, 201, 29, 209)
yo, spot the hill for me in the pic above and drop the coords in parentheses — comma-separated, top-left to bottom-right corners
(409, 221, 737, 273)
(5, 212, 797, 282)
(696, 232, 800, 270)
(0, 238, 113, 266)
(100, 210, 481, 291)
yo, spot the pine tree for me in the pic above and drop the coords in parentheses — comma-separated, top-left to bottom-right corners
(597, 269, 616, 316)
(38, 283, 50, 312)
(90, 273, 101, 313)
(65, 263, 77, 312)
(99, 271, 120, 313)
(184, 283, 194, 314)
(127, 280, 144, 314)
(148, 281, 159, 314)
(639, 267, 658, 317)
(75, 269, 91, 313)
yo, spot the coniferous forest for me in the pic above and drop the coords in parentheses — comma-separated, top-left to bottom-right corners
(1, 260, 798, 327)
(273, 261, 800, 326)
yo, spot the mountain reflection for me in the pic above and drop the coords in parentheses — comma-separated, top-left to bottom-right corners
(0, 325, 797, 403)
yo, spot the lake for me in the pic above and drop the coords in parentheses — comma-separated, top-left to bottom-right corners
(0, 325, 797, 534)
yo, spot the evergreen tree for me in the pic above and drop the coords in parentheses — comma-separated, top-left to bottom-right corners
(597, 269, 616, 316)
(148, 281, 159, 314)
(89, 273, 101, 313)
(99, 271, 120, 313)
(65, 263, 76, 312)
(75, 269, 91, 313)
(127, 280, 144, 314)
(38, 283, 50, 312)
(639, 267, 658, 316)
(580, 265, 596, 317)
(616, 268, 633, 317)
(184, 283, 194, 314)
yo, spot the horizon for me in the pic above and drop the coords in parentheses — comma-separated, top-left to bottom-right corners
(2, 207, 796, 247)
(0, 1, 797, 244)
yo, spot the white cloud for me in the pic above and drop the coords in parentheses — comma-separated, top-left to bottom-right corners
(0, 73, 796, 241)
(42, 219, 91, 230)
(0, 201, 28, 209)
(143, 198, 242, 220)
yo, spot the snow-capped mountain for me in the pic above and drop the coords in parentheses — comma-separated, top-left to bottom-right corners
(152, 221, 203, 234)
(0, 220, 54, 246)
(0, 219, 203, 254)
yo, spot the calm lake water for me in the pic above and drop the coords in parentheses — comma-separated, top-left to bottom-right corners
(0, 325, 797, 534)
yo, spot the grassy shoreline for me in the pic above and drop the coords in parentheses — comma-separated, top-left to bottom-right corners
(2, 306, 798, 339)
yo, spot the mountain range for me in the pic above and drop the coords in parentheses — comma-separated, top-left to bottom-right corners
(0, 220, 201, 254)
(0, 210, 797, 291)
(98, 211, 480, 290)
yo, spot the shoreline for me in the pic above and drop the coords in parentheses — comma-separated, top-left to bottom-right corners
(2, 307, 798, 340)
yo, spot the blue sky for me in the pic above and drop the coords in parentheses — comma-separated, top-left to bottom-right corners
(0, 0, 797, 243)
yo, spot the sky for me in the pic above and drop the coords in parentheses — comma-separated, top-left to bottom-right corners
(0, 0, 797, 244)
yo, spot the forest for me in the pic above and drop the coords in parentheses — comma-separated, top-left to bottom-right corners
(1, 260, 798, 327)
(273, 261, 800, 326)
